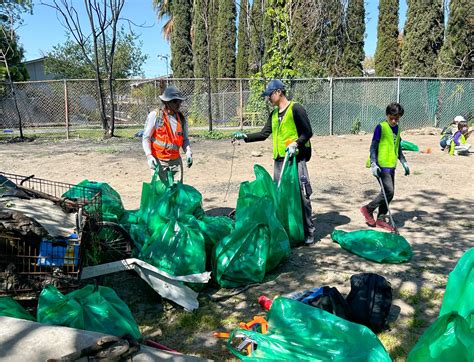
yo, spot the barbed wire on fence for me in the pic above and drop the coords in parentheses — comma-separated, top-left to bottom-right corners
(0, 77, 472, 138)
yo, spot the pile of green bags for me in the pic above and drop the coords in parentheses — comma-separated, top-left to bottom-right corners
(407, 248, 474, 361)
(213, 158, 306, 288)
(0, 284, 141, 340)
(332, 229, 413, 263)
(228, 297, 391, 361)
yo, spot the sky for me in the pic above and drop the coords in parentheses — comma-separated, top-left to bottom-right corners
(16, 0, 408, 78)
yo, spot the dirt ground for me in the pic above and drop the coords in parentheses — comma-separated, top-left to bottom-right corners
(1, 131, 473, 360)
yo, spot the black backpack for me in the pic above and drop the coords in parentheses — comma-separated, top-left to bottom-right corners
(346, 273, 392, 333)
(302, 286, 353, 321)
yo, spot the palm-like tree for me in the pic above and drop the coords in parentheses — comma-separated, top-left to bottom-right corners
(152, 0, 173, 40)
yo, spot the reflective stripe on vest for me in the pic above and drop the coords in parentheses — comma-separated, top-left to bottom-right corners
(377, 121, 400, 168)
(272, 102, 299, 159)
(151, 109, 184, 161)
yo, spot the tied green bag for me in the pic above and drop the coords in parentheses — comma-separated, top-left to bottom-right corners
(0, 296, 35, 321)
(401, 140, 419, 152)
(228, 297, 391, 361)
(37, 284, 141, 340)
(213, 197, 290, 288)
(331, 229, 412, 263)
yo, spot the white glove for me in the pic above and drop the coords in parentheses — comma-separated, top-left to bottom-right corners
(186, 146, 193, 168)
(370, 162, 381, 177)
(286, 142, 298, 156)
(147, 155, 157, 170)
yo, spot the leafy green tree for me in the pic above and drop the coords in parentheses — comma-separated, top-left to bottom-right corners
(437, 0, 472, 77)
(341, 0, 365, 76)
(236, 0, 250, 77)
(44, 30, 147, 79)
(216, 0, 236, 78)
(401, 0, 444, 76)
(248, 0, 265, 74)
(152, 0, 173, 40)
(374, 0, 401, 76)
(170, 0, 193, 77)
(0, 26, 28, 81)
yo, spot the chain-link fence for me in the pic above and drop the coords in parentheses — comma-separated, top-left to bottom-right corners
(1, 77, 472, 138)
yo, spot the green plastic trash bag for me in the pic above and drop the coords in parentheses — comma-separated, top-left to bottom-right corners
(139, 214, 207, 277)
(213, 197, 290, 288)
(228, 297, 391, 361)
(196, 215, 234, 258)
(439, 248, 474, 323)
(0, 297, 35, 321)
(277, 156, 304, 245)
(401, 140, 419, 152)
(237, 163, 303, 246)
(37, 284, 141, 340)
(62, 180, 124, 221)
(407, 312, 474, 362)
(332, 229, 412, 263)
(129, 223, 151, 251)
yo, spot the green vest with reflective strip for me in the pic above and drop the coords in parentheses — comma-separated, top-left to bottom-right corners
(271, 102, 302, 159)
(378, 121, 400, 168)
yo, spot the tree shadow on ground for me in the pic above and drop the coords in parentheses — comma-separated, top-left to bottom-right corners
(313, 211, 351, 242)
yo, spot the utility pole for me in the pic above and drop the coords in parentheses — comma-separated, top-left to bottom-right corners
(157, 54, 170, 77)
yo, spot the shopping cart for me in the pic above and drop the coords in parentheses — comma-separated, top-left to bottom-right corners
(0, 172, 132, 295)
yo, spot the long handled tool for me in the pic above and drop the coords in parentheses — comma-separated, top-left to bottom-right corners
(223, 138, 238, 202)
(376, 175, 399, 235)
(277, 152, 290, 189)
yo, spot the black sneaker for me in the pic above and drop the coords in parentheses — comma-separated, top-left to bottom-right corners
(304, 235, 315, 245)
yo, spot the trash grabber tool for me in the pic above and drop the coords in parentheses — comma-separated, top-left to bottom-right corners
(223, 138, 238, 202)
(376, 175, 399, 235)
(277, 152, 290, 189)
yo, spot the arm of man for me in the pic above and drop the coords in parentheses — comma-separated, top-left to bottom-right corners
(292, 103, 313, 147)
(369, 124, 382, 164)
(142, 111, 158, 156)
(245, 114, 272, 142)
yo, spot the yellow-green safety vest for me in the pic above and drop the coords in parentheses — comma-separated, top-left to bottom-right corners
(450, 133, 466, 155)
(271, 101, 310, 159)
(366, 121, 400, 168)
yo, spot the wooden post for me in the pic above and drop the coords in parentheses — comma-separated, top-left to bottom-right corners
(64, 79, 69, 140)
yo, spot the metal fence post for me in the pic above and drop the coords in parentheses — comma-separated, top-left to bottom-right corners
(64, 79, 69, 140)
(329, 77, 333, 135)
(239, 79, 244, 129)
(397, 77, 401, 103)
(154, 79, 157, 103)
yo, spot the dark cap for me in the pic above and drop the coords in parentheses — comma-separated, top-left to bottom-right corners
(159, 85, 185, 102)
(261, 79, 286, 97)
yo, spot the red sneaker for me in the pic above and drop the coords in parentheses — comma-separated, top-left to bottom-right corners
(360, 206, 376, 227)
(376, 218, 395, 232)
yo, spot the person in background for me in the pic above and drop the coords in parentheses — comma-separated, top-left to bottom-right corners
(440, 115, 464, 151)
(360, 103, 410, 232)
(449, 120, 472, 156)
(142, 85, 192, 183)
(232, 80, 315, 245)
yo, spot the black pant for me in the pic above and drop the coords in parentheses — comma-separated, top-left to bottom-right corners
(366, 171, 395, 218)
(273, 158, 315, 237)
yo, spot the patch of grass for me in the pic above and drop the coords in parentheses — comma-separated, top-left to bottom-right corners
(379, 331, 419, 361)
(413, 170, 422, 176)
(95, 146, 119, 154)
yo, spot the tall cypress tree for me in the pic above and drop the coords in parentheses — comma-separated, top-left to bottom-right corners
(437, 0, 472, 77)
(324, 0, 345, 75)
(216, 0, 237, 78)
(236, 0, 250, 78)
(208, 0, 219, 80)
(341, 0, 366, 76)
(192, 0, 208, 79)
(248, 0, 265, 74)
(401, 0, 444, 76)
(374, 0, 401, 76)
(170, 0, 193, 77)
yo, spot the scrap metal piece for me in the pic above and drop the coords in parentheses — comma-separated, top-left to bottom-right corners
(80, 258, 211, 311)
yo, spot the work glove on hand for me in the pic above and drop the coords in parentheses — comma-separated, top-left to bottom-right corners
(286, 142, 298, 156)
(402, 161, 410, 176)
(370, 162, 381, 177)
(147, 155, 157, 170)
(232, 132, 247, 140)
(186, 146, 193, 168)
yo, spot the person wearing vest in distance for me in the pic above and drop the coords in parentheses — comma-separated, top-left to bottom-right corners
(360, 103, 410, 232)
(233, 79, 315, 245)
(142, 85, 192, 183)
(449, 120, 472, 156)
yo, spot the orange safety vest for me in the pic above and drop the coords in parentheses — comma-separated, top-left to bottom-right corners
(151, 109, 184, 161)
